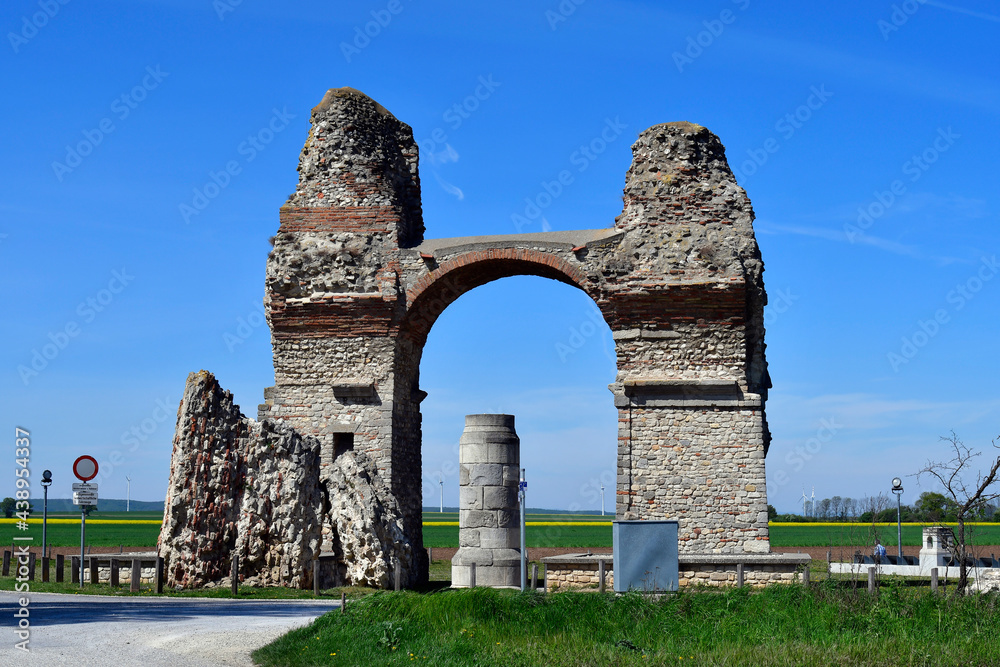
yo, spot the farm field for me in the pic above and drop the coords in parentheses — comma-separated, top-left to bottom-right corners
(6, 513, 1000, 550)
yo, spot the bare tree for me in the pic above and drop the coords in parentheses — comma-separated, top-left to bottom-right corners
(843, 497, 856, 520)
(915, 431, 1000, 594)
(830, 495, 843, 520)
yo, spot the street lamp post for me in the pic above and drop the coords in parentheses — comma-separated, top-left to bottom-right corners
(519, 468, 527, 592)
(439, 477, 444, 514)
(600, 484, 605, 517)
(891, 477, 904, 560)
(41, 470, 52, 559)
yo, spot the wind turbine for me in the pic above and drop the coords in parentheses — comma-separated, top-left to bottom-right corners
(810, 487, 816, 517)
(600, 483, 605, 516)
(801, 489, 809, 517)
(439, 476, 444, 514)
(126, 476, 131, 512)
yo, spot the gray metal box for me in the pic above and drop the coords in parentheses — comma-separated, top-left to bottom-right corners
(612, 520, 679, 592)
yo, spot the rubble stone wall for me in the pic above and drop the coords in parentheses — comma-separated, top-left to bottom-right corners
(159, 371, 416, 589)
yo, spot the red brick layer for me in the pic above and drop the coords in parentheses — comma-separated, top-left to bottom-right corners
(605, 284, 746, 329)
(278, 206, 401, 233)
(270, 294, 398, 339)
(407, 248, 589, 306)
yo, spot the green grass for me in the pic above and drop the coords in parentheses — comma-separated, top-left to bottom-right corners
(11, 513, 1000, 552)
(252, 584, 1000, 667)
(0, 521, 160, 548)
(424, 524, 614, 548)
(769, 524, 1000, 549)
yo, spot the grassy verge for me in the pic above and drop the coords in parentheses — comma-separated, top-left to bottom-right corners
(253, 584, 1000, 667)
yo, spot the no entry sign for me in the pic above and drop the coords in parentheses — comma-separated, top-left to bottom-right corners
(73, 455, 98, 482)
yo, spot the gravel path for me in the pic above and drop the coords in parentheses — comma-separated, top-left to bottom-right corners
(0, 591, 340, 667)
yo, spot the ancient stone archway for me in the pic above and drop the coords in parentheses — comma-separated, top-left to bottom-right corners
(160, 87, 781, 590)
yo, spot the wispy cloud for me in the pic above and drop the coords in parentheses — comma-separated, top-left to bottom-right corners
(755, 190, 985, 265)
(717, 27, 1000, 112)
(433, 172, 465, 200)
(755, 220, 968, 264)
(925, 1, 1000, 23)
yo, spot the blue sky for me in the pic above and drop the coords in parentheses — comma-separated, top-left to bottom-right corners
(2, 0, 997, 514)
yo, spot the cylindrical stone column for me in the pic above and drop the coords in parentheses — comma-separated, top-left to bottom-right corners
(452, 414, 521, 588)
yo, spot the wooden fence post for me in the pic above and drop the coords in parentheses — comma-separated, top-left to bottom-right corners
(469, 562, 476, 588)
(313, 556, 320, 597)
(427, 547, 433, 564)
(2, 550, 10, 576)
(155, 556, 164, 594)
(130, 559, 141, 592)
(71, 556, 80, 583)
(531, 563, 538, 591)
(868, 567, 876, 594)
(56, 554, 65, 583)
(41, 556, 49, 583)
(340, 591, 346, 613)
(231, 554, 239, 597)
(90, 557, 99, 585)
(826, 550, 832, 579)
(736, 563, 744, 588)
(28, 553, 36, 581)
(931, 567, 939, 593)
(802, 567, 810, 587)
(598, 560, 606, 594)
(394, 558, 401, 592)
(110, 558, 120, 587)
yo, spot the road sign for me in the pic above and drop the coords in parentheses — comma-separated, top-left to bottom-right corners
(73, 455, 99, 482)
(73, 481, 98, 505)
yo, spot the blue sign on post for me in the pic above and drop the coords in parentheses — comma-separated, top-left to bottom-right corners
(612, 520, 679, 592)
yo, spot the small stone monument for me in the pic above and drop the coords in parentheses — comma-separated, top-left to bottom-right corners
(919, 526, 955, 568)
(452, 414, 521, 588)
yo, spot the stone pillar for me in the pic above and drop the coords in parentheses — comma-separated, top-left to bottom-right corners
(452, 414, 521, 588)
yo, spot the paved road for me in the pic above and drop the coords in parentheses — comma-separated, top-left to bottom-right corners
(0, 591, 341, 666)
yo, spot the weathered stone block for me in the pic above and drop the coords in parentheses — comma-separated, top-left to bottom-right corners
(460, 486, 483, 510)
(468, 464, 503, 487)
(483, 485, 514, 510)
(462, 510, 498, 529)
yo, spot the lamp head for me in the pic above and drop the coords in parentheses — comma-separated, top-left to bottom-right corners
(41, 470, 52, 485)
(891, 477, 903, 492)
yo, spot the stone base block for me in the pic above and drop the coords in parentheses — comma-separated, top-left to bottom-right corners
(452, 548, 521, 588)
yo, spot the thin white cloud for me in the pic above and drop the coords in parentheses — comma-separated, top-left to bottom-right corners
(756, 221, 927, 259)
(755, 217, 969, 265)
(433, 172, 465, 200)
(716, 26, 1000, 112)
(428, 143, 460, 166)
(925, 1, 1000, 23)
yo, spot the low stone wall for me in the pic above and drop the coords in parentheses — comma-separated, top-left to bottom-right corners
(96, 564, 157, 584)
(542, 553, 810, 590)
(84, 554, 158, 584)
(545, 558, 613, 590)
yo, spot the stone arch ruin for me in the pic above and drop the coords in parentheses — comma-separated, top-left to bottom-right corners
(158, 87, 784, 590)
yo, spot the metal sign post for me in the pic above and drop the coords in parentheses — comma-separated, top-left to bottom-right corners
(73, 456, 99, 588)
(41, 470, 52, 559)
(519, 468, 527, 592)
(80, 507, 86, 587)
